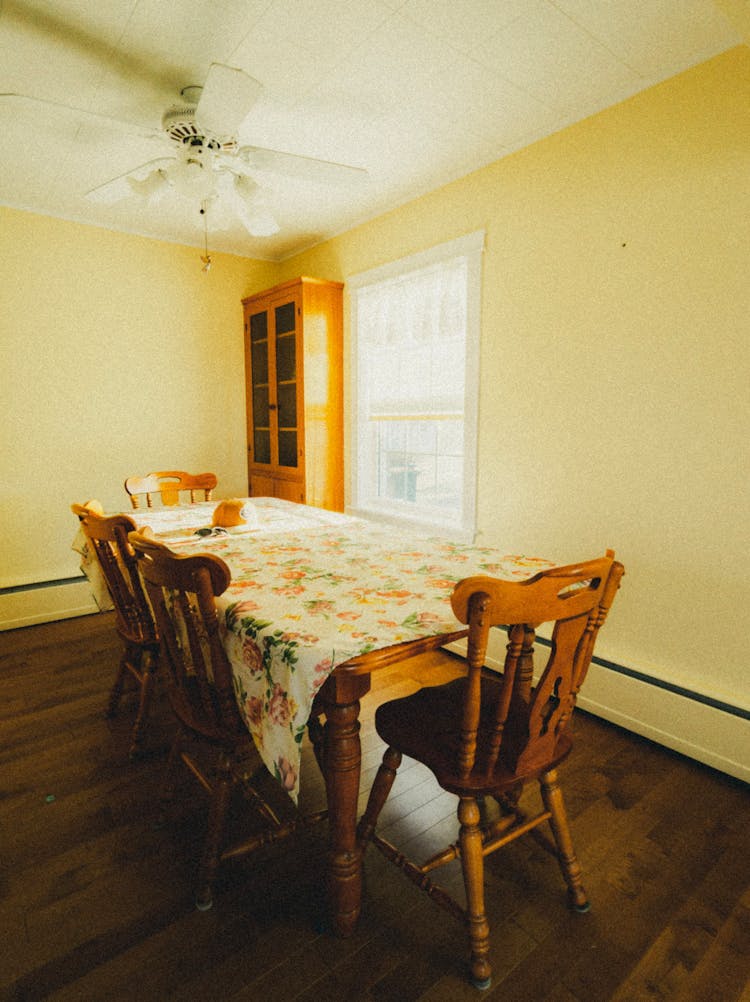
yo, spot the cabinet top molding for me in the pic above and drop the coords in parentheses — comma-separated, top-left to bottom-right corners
(242, 275, 343, 305)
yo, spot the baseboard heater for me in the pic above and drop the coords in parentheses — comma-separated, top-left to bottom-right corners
(3, 579, 747, 784)
(1, 575, 86, 594)
(446, 635, 749, 785)
(0, 575, 99, 631)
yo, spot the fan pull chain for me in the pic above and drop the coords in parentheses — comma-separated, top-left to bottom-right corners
(200, 200, 212, 273)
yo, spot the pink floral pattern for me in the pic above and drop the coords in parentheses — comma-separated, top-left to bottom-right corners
(75, 497, 553, 801)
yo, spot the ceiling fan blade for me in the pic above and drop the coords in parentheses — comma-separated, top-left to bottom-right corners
(0, 92, 158, 138)
(195, 64, 263, 137)
(85, 158, 175, 203)
(237, 145, 368, 184)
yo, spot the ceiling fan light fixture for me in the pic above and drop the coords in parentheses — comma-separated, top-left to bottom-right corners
(233, 172, 261, 204)
(237, 203, 280, 237)
(233, 173, 279, 236)
(127, 168, 169, 201)
(168, 152, 216, 200)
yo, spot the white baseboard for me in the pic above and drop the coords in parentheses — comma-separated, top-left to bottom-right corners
(446, 638, 749, 785)
(0, 579, 98, 631)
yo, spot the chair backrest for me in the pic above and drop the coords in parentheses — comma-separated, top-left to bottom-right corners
(124, 471, 218, 509)
(71, 502, 156, 646)
(449, 551, 624, 780)
(128, 531, 244, 744)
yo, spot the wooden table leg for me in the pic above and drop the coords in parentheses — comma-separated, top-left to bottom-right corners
(319, 670, 371, 937)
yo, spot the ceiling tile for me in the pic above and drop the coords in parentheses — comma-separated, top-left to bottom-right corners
(313, 11, 459, 115)
(552, 0, 743, 78)
(401, 0, 528, 54)
(473, 0, 643, 111)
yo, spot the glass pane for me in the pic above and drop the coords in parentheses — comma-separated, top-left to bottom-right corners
(252, 384, 269, 426)
(435, 454, 463, 510)
(385, 460, 418, 502)
(277, 383, 297, 426)
(373, 418, 464, 509)
(278, 430, 298, 467)
(250, 311, 268, 342)
(253, 429, 271, 465)
(251, 340, 268, 384)
(276, 333, 296, 382)
(275, 301, 296, 335)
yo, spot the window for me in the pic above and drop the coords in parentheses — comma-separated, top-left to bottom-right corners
(349, 231, 483, 538)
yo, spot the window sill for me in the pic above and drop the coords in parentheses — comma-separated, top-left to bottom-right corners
(346, 504, 476, 544)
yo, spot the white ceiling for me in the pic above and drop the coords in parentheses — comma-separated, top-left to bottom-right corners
(0, 0, 742, 261)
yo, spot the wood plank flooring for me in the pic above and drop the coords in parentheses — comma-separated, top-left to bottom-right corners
(1, 613, 748, 1001)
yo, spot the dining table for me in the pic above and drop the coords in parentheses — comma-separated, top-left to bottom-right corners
(73, 496, 554, 936)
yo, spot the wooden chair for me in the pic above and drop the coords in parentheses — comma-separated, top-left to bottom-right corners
(71, 502, 159, 758)
(357, 551, 624, 990)
(129, 531, 325, 911)
(124, 470, 217, 509)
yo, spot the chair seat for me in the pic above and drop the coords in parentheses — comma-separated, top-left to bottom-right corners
(375, 675, 572, 796)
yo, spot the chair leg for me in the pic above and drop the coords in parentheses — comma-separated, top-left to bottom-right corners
(195, 751, 234, 911)
(458, 796, 492, 991)
(128, 648, 157, 759)
(156, 731, 185, 826)
(357, 746, 402, 846)
(539, 768, 589, 912)
(106, 645, 132, 717)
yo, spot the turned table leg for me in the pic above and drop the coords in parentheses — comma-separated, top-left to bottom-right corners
(319, 671, 371, 937)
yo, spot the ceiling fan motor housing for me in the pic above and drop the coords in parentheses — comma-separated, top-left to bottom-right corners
(161, 102, 236, 152)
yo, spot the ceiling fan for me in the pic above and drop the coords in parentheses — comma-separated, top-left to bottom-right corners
(1, 63, 367, 240)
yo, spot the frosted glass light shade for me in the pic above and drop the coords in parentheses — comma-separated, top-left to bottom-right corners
(233, 173, 279, 235)
(127, 169, 169, 200)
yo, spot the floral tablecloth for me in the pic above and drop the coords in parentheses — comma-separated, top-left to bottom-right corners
(74, 498, 553, 800)
(71, 497, 348, 610)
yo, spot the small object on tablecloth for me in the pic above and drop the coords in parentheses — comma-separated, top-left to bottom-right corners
(211, 499, 258, 530)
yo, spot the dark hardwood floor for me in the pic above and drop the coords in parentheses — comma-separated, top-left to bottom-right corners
(1, 613, 748, 1001)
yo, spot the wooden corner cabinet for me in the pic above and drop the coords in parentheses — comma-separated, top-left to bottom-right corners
(242, 276, 344, 511)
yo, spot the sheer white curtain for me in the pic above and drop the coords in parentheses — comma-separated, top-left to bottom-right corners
(350, 231, 483, 537)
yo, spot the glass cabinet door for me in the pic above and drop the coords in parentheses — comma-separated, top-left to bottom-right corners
(274, 300, 298, 469)
(247, 297, 300, 471)
(249, 309, 271, 467)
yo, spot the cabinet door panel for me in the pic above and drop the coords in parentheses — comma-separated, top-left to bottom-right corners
(275, 331, 296, 382)
(250, 311, 268, 340)
(275, 301, 296, 334)
(273, 306, 299, 471)
(252, 384, 270, 426)
(249, 473, 274, 497)
(273, 478, 305, 504)
(276, 382, 297, 426)
(277, 430, 298, 468)
(248, 311, 272, 468)
(253, 430, 271, 464)
(250, 339, 268, 383)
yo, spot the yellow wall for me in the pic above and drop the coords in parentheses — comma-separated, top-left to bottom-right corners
(1, 47, 748, 712)
(0, 209, 277, 586)
(279, 46, 750, 709)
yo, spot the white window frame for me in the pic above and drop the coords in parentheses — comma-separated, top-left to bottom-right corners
(348, 230, 484, 541)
